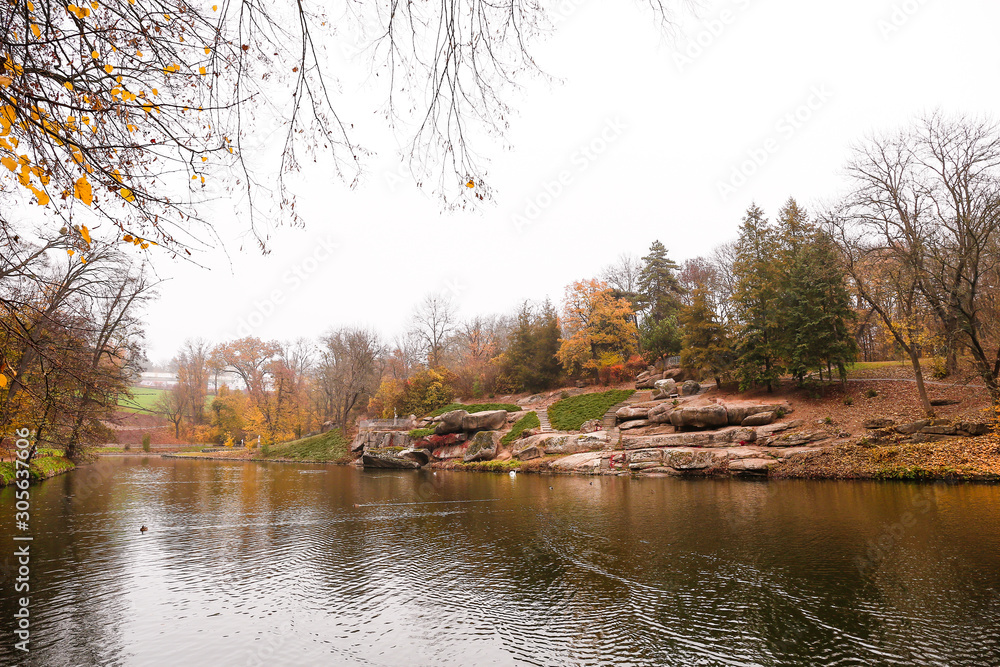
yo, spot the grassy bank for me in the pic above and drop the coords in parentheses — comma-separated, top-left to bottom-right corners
(548, 389, 634, 431)
(0, 455, 76, 486)
(257, 430, 351, 462)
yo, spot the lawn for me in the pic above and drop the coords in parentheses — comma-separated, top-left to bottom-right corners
(0, 455, 75, 486)
(428, 402, 521, 417)
(263, 430, 350, 462)
(119, 387, 215, 414)
(502, 411, 540, 446)
(548, 389, 635, 431)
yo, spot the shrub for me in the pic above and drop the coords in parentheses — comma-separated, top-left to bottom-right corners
(502, 412, 540, 446)
(548, 389, 634, 431)
(865, 388, 879, 398)
(141, 434, 151, 453)
(123, 443, 131, 451)
(931, 356, 948, 379)
(843, 396, 854, 406)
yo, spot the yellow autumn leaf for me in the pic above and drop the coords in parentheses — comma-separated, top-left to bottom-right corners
(67, 249, 74, 256)
(31, 24, 40, 38)
(91, 50, 99, 59)
(466, 180, 475, 188)
(123, 234, 133, 242)
(104, 64, 113, 74)
(0, 76, 11, 87)
(120, 188, 136, 203)
(199, 67, 207, 75)
(204, 47, 211, 54)
(64, 81, 73, 90)
(80, 225, 91, 244)
(73, 176, 93, 205)
(0, 375, 7, 389)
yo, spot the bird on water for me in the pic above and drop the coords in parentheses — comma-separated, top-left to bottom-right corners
(139, 525, 148, 533)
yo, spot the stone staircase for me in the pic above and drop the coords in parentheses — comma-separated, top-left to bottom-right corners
(602, 391, 650, 449)
(536, 408, 554, 433)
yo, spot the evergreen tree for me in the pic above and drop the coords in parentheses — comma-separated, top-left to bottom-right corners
(732, 203, 784, 392)
(637, 240, 684, 323)
(505, 300, 562, 392)
(679, 286, 733, 387)
(775, 198, 857, 383)
(640, 316, 682, 362)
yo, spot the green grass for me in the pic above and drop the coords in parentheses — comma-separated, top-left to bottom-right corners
(502, 411, 540, 446)
(428, 402, 521, 417)
(119, 387, 215, 414)
(0, 456, 76, 486)
(548, 389, 634, 431)
(262, 430, 350, 462)
(409, 427, 436, 438)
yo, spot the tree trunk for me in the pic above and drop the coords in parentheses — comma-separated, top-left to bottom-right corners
(907, 350, 935, 417)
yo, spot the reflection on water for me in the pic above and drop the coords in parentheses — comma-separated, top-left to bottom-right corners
(2, 457, 999, 666)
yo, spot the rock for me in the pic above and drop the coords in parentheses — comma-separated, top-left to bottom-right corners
(680, 380, 701, 396)
(516, 394, 543, 406)
(549, 452, 605, 473)
(895, 420, 930, 435)
(956, 422, 989, 436)
(431, 443, 469, 460)
(619, 419, 651, 430)
(513, 444, 544, 461)
(728, 427, 757, 443)
(741, 411, 775, 427)
(725, 404, 789, 425)
(636, 371, 651, 382)
(648, 403, 675, 424)
(617, 406, 651, 421)
(629, 449, 663, 464)
(663, 368, 686, 381)
(920, 425, 957, 436)
(352, 430, 414, 453)
(515, 433, 607, 458)
(772, 430, 831, 447)
(669, 404, 728, 429)
(728, 458, 774, 475)
(664, 449, 723, 470)
(399, 448, 431, 466)
(435, 410, 469, 435)
(362, 449, 424, 469)
(580, 419, 603, 433)
(863, 418, 895, 430)
(461, 410, 508, 432)
(464, 431, 499, 462)
(425, 433, 467, 448)
(651, 379, 678, 400)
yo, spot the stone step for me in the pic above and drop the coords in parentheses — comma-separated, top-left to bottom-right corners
(536, 409, 554, 433)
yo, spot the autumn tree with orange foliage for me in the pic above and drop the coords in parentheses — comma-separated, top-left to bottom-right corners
(557, 279, 638, 381)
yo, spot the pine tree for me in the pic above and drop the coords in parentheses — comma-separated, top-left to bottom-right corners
(732, 203, 784, 392)
(531, 300, 563, 390)
(637, 240, 684, 323)
(679, 286, 733, 387)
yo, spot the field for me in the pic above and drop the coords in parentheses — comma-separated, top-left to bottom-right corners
(119, 388, 215, 414)
(262, 430, 350, 462)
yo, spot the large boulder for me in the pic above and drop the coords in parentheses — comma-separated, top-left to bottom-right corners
(728, 458, 774, 475)
(680, 380, 701, 396)
(669, 404, 728, 429)
(741, 411, 775, 427)
(664, 448, 724, 471)
(353, 431, 414, 453)
(362, 448, 424, 469)
(725, 403, 792, 425)
(956, 422, 990, 436)
(648, 403, 675, 424)
(513, 444, 545, 461)
(616, 406, 651, 421)
(461, 410, 508, 432)
(464, 431, 499, 462)
(651, 379, 678, 400)
(435, 410, 469, 435)
(662, 368, 687, 381)
(619, 419, 651, 430)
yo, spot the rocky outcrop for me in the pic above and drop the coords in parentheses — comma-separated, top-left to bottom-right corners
(616, 406, 650, 421)
(728, 458, 775, 475)
(725, 403, 792, 426)
(619, 419, 651, 430)
(461, 410, 508, 432)
(352, 431, 413, 453)
(435, 410, 469, 435)
(863, 418, 895, 429)
(463, 431, 499, 462)
(636, 367, 686, 389)
(580, 419, 603, 433)
(514, 432, 607, 460)
(620, 427, 755, 449)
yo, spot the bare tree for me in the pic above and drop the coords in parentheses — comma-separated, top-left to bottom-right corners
(837, 113, 1000, 404)
(411, 294, 457, 368)
(315, 327, 385, 432)
(175, 339, 210, 423)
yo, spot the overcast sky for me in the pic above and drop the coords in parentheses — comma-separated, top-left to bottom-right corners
(141, 0, 1000, 363)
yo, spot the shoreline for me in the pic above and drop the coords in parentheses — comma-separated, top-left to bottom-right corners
(128, 437, 1000, 484)
(0, 456, 76, 487)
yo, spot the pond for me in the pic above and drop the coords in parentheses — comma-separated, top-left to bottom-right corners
(2, 457, 999, 665)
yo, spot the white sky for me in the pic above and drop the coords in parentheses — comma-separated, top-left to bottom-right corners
(141, 0, 1000, 363)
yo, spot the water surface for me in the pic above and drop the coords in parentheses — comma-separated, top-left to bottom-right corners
(2, 457, 999, 665)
